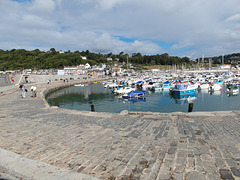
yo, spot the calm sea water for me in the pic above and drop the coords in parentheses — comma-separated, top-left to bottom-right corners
(46, 83, 240, 113)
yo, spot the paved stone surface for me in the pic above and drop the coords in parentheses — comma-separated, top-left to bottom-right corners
(0, 82, 240, 179)
(0, 147, 98, 180)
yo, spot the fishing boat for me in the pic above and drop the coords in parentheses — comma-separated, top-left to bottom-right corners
(122, 90, 146, 99)
(170, 83, 197, 95)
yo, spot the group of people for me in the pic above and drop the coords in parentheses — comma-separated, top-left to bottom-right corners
(19, 84, 37, 98)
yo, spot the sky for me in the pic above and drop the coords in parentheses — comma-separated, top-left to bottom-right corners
(1, 0, 240, 59)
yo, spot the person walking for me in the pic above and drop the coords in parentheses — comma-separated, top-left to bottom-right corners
(20, 85, 27, 98)
(30, 85, 37, 97)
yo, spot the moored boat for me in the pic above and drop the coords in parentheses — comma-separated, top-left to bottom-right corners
(115, 86, 135, 94)
(122, 90, 146, 99)
(160, 81, 172, 91)
(170, 83, 197, 95)
(208, 84, 222, 92)
(225, 84, 239, 94)
(74, 84, 84, 87)
(200, 83, 211, 90)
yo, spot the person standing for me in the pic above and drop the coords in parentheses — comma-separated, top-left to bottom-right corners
(20, 85, 27, 98)
(11, 76, 14, 82)
(30, 85, 37, 97)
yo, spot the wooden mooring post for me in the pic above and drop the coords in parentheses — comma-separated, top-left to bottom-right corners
(91, 105, 95, 112)
(188, 102, 194, 112)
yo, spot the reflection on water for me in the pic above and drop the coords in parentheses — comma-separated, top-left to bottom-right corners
(46, 84, 240, 113)
(170, 94, 197, 105)
(122, 97, 146, 104)
(226, 92, 239, 97)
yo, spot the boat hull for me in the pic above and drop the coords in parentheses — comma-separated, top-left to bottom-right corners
(172, 88, 197, 95)
(122, 90, 146, 99)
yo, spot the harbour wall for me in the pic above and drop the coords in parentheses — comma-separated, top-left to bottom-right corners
(40, 77, 110, 107)
(0, 74, 96, 86)
(0, 74, 12, 87)
(17, 74, 90, 84)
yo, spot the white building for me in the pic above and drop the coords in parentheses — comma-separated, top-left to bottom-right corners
(64, 66, 78, 74)
(151, 69, 160, 73)
(220, 64, 231, 69)
(99, 63, 107, 69)
(85, 63, 91, 69)
(58, 70, 65, 75)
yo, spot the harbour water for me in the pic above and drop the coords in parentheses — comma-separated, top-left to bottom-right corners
(46, 83, 240, 113)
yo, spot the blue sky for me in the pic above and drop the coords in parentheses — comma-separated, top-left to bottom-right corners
(12, 0, 28, 2)
(1, 0, 240, 59)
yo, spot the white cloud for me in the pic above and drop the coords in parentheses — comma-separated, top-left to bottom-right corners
(225, 14, 240, 22)
(1, 0, 240, 58)
(97, 0, 127, 10)
(170, 41, 192, 51)
(29, 0, 56, 13)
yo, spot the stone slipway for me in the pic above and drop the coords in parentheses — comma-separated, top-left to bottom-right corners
(0, 81, 240, 180)
(0, 147, 98, 180)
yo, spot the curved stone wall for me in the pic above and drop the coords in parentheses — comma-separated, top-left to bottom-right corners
(40, 78, 109, 108)
(0, 74, 11, 86)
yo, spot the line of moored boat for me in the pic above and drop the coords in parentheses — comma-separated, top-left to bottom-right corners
(102, 71, 240, 99)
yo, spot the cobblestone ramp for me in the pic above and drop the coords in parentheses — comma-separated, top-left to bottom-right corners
(0, 87, 240, 179)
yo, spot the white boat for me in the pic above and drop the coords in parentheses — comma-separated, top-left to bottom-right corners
(113, 86, 122, 93)
(191, 82, 201, 89)
(104, 82, 118, 89)
(142, 82, 157, 91)
(200, 83, 211, 89)
(208, 84, 222, 91)
(74, 84, 84, 87)
(115, 86, 135, 94)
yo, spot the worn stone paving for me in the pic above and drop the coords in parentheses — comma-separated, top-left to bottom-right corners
(0, 84, 240, 179)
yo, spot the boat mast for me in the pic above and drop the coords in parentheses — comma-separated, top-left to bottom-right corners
(127, 55, 128, 70)
(209, 58, 212, 70)
(222, 54, 224, 65)
(197, 58, 199, 70)
(202, 54, 204, 68)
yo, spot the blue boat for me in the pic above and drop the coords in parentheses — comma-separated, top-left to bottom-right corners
(135, 81, 142, 85)
(170, 83, 197, 95)
(154, 81, 172, 91)
(214, 80, 224, 85)
(122, 90, 146, 99)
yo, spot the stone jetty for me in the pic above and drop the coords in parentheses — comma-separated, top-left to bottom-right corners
(0, 81, 240, 180)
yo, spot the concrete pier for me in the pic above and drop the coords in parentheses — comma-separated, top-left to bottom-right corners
(0, 81, 240, 180)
